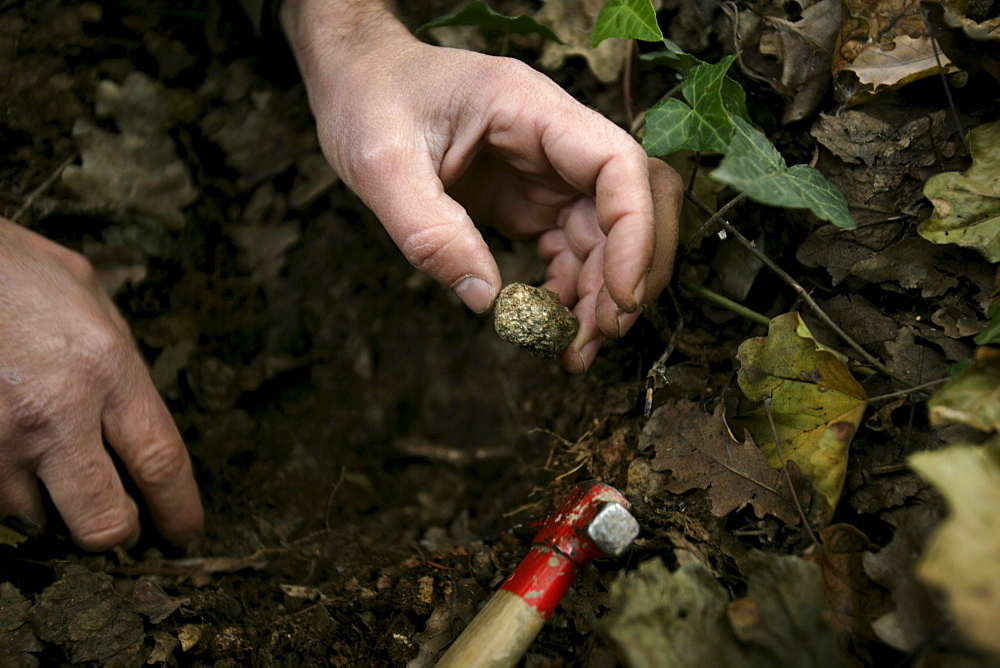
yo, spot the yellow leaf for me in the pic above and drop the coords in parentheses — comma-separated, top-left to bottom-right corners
(733, 312, 868, 523)
(919, 121, 1000, 262)
(910, 440, 1000, 660)
(927, 347, 1000, 432)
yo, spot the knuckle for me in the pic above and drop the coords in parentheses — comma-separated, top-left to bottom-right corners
(58, 247, 99, 286)
(75, 508, 136, 552)
(345, 136, 404, 187)
(7, 390, 58, 433)
(131, 439, 189, 489)
(398, 222, 459, 274)
(71, 464, 137, 551)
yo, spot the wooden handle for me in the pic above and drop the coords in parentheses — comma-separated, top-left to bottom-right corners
(436, 589, 546, 668)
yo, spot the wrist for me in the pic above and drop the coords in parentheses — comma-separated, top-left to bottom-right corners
(279, 0, 414, 82)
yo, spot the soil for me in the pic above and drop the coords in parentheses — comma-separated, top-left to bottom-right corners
(1, 0, 995, 666)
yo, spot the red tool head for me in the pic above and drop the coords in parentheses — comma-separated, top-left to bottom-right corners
(501, 481, 639, 620)
(531, 480, 639, 567)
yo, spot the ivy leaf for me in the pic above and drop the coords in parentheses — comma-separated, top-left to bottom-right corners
(639, 37, 702, 73)
(927, 347, 1000, 433)
(975, 302, 1000, 345)
(592, 0, 662, 47)
(417, 1, 563, 44)
(731, 312, 868, 523)
(919, 121, 1000, 262)
(711, 117, 856, 229)
(643, 55, 743, 156)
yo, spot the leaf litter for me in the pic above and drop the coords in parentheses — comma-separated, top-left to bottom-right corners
(2, 0, 1000, 665)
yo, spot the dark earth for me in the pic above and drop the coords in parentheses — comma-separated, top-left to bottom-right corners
(2, 0, 998, 665)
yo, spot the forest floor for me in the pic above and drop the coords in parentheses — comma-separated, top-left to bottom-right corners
(1, 0, 998, 666)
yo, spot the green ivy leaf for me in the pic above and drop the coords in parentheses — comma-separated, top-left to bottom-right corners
(975, 303, 1000, 345)
(417, 1, 563, 43)
(643, 55, 742, 156)
(639, 37, 702, 73)
(711, 117, 856, 229)
(592, 0, 663, 47)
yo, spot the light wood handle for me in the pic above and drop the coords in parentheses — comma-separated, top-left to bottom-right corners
(436, 589, 546, 668)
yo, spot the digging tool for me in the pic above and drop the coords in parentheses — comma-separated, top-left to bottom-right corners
(436, 480, 639, 667)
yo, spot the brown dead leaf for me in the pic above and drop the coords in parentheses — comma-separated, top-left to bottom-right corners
(809, 108, 957, 229)
(729, 0, 841, 123)
(200, 83, 317, 191)
(225, 183, 301, 285)
(885, 327, 950, 386)
(923, 1, 1000, 81)
(62, 72, 198, 231)
(863, 505, 954, 653)
(535, 0, 631, 82)
(669, 0, 721, 53)
(127, 577, 188, 624)
(849, 237, 959, 298)
(833, 0, 957, 104)
(641, 401, 803, 524)
(30, 564, 145, 663)
(0, 582, 43, 658)
(805, 525, 887, 664)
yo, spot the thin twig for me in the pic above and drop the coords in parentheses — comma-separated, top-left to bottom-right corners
(324, 466, 346, 531)
(11, 152, 77, 223)
(683, 192, 747, 254)
(867, 376, 949, 402)
(680, 277, 770, 326)
(923, 8, 969, 155)
(685, 192, 914, 388)
(645, 287, 684, 418)
(764, 397, 819, 548)
(685, 152, 701, 194)
(623, 39, 635, 129)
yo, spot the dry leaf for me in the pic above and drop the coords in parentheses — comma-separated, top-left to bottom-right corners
(62, 72, 197, 231)
(927, 347, 1000, 432)
(920, 121, 1000, 262)
(805, 524, 886, 663)
(603, 554, 845, 667)
(641, 401, 803, 524)
(535, 0, 630, 82)
(863, 505, 951, 653)
(730, 0, 841, 123)
(833, 0, 956, 104)
(910, 441, 1000, 660)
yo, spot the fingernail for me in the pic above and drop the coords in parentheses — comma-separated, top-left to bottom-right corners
(617, 305, 644, 338)
(452, 275, 495, 314)
(632, 275, 649, 310)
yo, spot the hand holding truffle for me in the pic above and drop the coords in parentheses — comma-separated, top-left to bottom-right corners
(280, 0, 683, 374)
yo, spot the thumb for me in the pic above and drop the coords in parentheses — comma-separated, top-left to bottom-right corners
(351, 149, 502, 313)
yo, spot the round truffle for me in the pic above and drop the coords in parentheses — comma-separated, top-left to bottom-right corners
(494, 283, 578, 357)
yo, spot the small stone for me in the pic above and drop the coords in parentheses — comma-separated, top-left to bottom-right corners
(494, 283, 578, 358)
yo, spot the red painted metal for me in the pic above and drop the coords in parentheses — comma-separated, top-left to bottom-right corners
(499, 481, 631, 619)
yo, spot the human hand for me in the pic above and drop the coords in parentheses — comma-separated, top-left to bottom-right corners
(0, 217, 203, 550)
(281, 0, 681, 372)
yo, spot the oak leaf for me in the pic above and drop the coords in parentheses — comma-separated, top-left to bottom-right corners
(641, 401, 803, 524)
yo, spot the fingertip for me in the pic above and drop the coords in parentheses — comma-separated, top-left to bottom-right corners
(73, 497, 141, 553)
(451, 274, 497, 314)
(561, 338, 602, 374)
